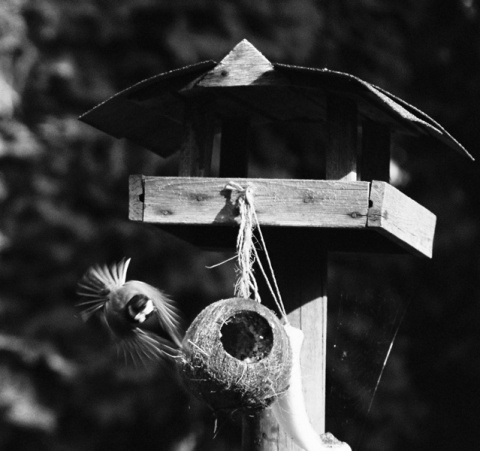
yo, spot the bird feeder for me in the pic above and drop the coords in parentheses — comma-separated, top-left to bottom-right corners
(178, 297, 292, 413)
(80, 40, 473, 450)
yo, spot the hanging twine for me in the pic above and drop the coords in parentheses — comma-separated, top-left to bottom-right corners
(225, 182, 258, 301)
(225, 182, 288, 323)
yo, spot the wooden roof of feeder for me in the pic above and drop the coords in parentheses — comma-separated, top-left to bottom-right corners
(80, 40, 473, 258)
(80, 39, 472, 160)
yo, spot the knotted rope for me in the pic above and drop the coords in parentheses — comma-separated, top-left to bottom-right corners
(225, 182, 288, 323)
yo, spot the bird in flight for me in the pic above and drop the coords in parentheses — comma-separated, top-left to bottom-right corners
(77, 257, 183, 365)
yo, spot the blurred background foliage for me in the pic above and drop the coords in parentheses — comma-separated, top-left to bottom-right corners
(0, 0, 479, 450)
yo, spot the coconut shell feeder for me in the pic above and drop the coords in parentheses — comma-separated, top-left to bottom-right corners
(178, 297, 291, 412)
(80, 40, 473, 451)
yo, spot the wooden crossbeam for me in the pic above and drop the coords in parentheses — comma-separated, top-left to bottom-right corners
(130, 176, 369, 227)
(368, 181, 437, 257)
(129, 175, 436, 257)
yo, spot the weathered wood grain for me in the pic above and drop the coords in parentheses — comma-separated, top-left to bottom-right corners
(129, 174, 144, 221)
(367, 181, 436, 257)
(253, 231, 328, 450)
(139, 177, 370, 228)
(327, 95, 358, 181)
(196, 39, 288, 88)
(179, 99, 215, 177)
(129, 176, 436, 258)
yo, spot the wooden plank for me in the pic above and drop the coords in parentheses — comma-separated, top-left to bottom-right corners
(287, 257, 328, 437)
(241, 230, 328, 451)
(361, 120, 390, 182)
(179, 99, 215, 177)
(129, 174, 144, 221)
(327, 95, 359, 181)
(367, 181, 436, 258)
(195, 39, 288, 88)
(130, 176, 436, 257)
(138, 177, 370, 228)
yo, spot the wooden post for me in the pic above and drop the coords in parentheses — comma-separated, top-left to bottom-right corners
(242, 410, 278, 451)
(240, 229, 328, 451)
(179, 98, 215, 177)
(327, 95, 358, 181)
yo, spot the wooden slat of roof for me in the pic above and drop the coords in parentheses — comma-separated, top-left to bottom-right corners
(274, 63, 473, 160)
(79, 42, 473, 160)
(79, 61, 216, 157)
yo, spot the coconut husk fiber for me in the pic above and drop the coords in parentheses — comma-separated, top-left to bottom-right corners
(177, 298, 292, 412)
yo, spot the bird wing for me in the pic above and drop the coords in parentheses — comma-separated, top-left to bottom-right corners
(77, 257, 131, 320)
(118, 329, 179, 366)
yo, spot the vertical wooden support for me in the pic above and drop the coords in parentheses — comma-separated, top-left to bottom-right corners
(327, 95, 358, 181)
(281, 236, 328, 437)
(242, 232, 328, 451)
(361, 120, 391, 182)
(242, 411, 276, 451)
(219, 118, 250, 177)
(179, 98, 215, 177)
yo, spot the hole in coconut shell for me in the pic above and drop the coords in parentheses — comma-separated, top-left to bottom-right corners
(220, 311, 273, 363)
